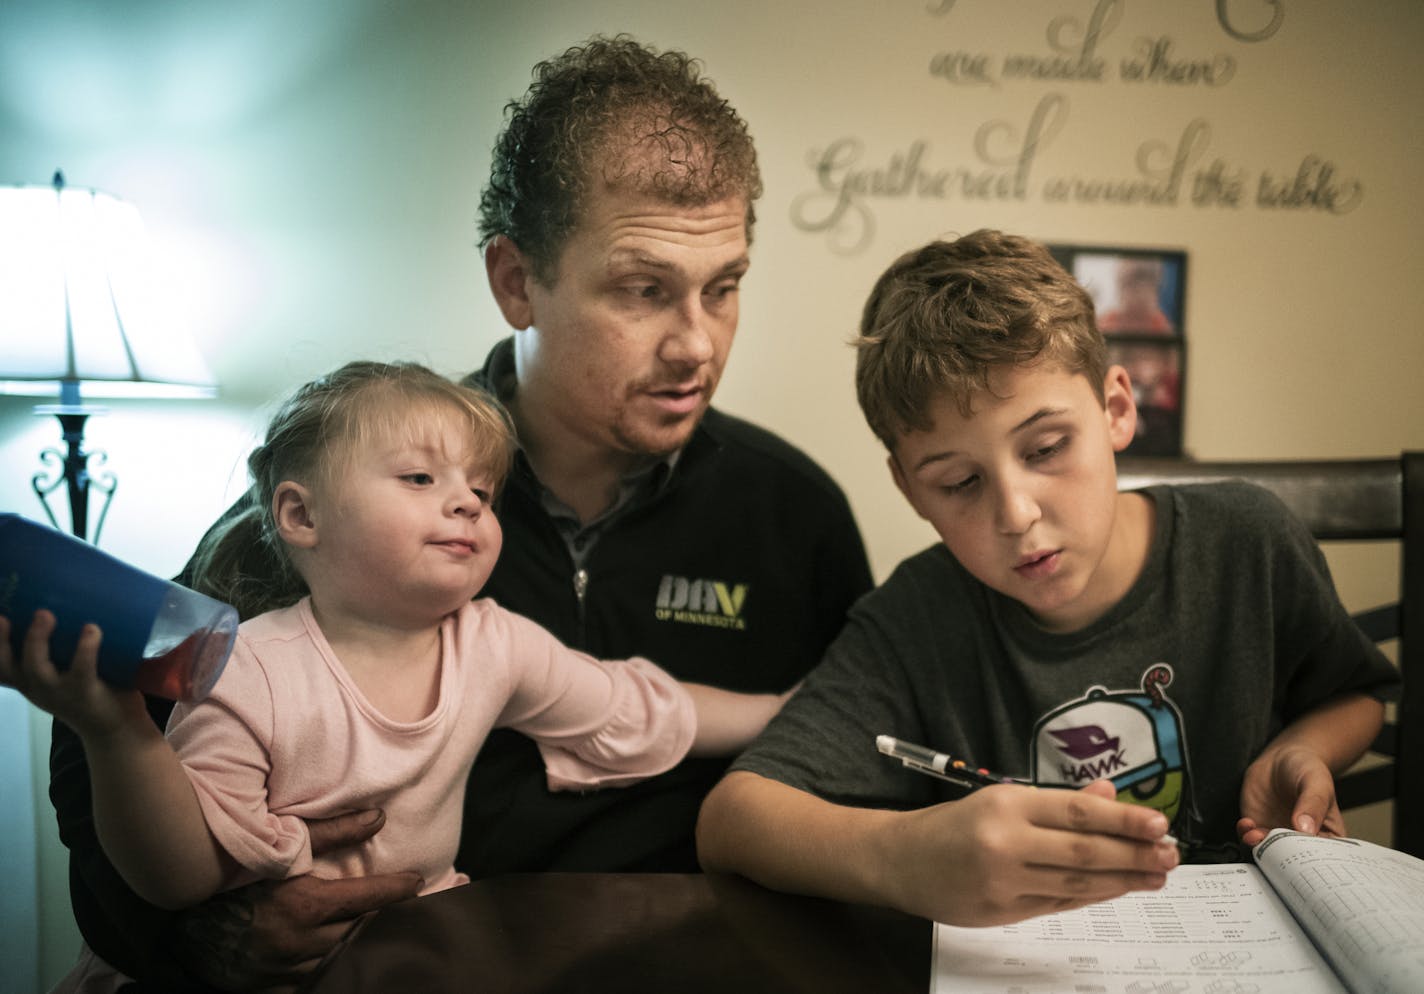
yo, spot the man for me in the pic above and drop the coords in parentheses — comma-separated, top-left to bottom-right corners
(48, 35, 872, 992)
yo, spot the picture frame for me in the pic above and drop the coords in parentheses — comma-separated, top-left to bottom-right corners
(1049, 244, 1188, 458)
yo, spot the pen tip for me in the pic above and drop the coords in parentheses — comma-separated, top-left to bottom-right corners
(875, 735, 894, 752)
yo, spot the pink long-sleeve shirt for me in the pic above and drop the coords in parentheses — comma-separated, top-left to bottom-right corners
(166, 597, 696, 894)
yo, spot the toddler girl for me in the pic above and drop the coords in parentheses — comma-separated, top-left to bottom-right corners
(2, 361, 786, 984)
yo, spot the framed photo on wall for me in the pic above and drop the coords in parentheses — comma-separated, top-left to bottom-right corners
(1049, 244, 1188, 458)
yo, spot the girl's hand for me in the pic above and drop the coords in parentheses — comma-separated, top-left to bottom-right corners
(0, 610, 148, 740)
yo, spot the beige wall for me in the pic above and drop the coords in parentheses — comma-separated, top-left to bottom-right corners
(2, 1, 1420, 580)
(1, 2, 1419, 987)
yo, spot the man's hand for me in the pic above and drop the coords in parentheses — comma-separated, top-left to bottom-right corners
(170, 809, 423, 993)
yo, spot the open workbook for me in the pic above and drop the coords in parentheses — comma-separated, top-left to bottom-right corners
(932, 829, 1424, 993)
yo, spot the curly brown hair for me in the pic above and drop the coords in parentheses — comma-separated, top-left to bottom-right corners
(855, 230, 1106, 450)
(478, 34, 763, 283)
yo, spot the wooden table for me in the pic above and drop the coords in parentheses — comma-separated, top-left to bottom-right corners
(309, 873, 929, 993)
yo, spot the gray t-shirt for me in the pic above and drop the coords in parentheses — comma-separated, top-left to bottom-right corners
(733, 482, 1399, 853)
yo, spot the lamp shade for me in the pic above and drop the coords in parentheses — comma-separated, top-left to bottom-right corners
(0, 171, 216, 399)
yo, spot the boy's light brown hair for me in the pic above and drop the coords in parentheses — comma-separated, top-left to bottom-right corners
(855, 229, 1108, 449)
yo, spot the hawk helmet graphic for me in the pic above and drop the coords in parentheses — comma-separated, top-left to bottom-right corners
(1031, 665, 1186, 820)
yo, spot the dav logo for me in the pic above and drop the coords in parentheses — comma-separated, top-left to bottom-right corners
(655, 575, 749, 631)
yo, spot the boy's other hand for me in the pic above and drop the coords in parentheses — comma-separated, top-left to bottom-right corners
(1237, 745, 1345, 846)
(170, 809, 423, 993)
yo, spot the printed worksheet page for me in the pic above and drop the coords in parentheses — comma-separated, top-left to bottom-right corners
(932, 863, 1348, 994)
(1253, 831, 1424, 994)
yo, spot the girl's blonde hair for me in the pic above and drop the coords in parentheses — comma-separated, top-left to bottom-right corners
(189, 361, 515, 619)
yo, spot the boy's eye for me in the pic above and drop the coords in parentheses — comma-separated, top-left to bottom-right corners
(1028, 436, 1069, 462)
(402, 473, 434, 485)
(943, 474, 979, 495)
(471, 487, 493, 504)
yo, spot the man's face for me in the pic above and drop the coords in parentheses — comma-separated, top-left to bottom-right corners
(889, 362, 1142, 634)
(514, 183, 749, 462)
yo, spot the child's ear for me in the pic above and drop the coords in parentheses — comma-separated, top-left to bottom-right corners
(1102, 364, 1139, 453)
(272, 482, 319, 549)
(485, 235, 535, 330)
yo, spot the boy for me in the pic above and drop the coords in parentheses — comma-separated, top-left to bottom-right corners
(696, 230, 1398, 927)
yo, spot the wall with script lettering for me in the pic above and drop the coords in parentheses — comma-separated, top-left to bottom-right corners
(708, 1, 1422, 592)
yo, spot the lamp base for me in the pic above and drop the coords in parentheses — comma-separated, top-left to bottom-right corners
(31, 404, 116, 543)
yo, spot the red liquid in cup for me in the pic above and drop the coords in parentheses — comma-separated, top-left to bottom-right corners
(131, 629, 230, 702)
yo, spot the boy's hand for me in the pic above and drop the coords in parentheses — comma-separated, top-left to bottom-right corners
(1237, 745, 1346, 846)
(0, 610, 149, 739)
(883, 779, 1178, 926)
(697, 771, 1177, 930)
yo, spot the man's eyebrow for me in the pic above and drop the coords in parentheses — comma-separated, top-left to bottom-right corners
(605, 250, 751, 277)
(607, 249, 671, 271)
